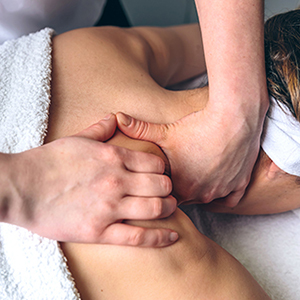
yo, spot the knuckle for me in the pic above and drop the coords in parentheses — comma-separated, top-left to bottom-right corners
(242, 177, 250, 188)
(89, 230, 101, 243)
(157, 158, 166, 173)
(103, 175, 124, 191)
(128, 228, 146, 246)
(201, 190, 215, 203)
(151, 156, 165, 173)
(101, 200, 117, 215)
(135, 121, 150, 140)
(103, 146, 123, 163)
(160, 176, 172, 194)
(152, 198, 164, 218)
(154, 230, 164, 246)
(221, 187, 232, 199)
(80, 219, 104, 242)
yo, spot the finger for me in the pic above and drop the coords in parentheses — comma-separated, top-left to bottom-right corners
(118, 196, 177, 220)
(124, 173, 173, 197)
(116, 112, 170, 146)
(74, 113, 117, 141)
(221, 189, 246, 208)
(101, 223, 179, 247)
(122, 150, 167, 174)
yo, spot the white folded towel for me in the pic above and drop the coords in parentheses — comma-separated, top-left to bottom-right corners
(0, 29, 80, 300)
(261, 97, 300, 176)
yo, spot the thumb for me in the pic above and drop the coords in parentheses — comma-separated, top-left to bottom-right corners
(74, 113, 117, 142)
(116, 112, 170, 146)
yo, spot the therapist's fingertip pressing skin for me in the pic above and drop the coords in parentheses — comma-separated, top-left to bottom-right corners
(128, 228, 178, 247)
(72, 115, 117, 141)
(101, 223, 178, 247)
(117, 112, 132, 126)
(169, 232, 179, 243)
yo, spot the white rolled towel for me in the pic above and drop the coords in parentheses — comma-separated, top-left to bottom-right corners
(0, 29, 80, 300)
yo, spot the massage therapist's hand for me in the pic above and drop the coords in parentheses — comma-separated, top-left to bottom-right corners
(116, 104, 265, 207)
(1, 115, 178, 247)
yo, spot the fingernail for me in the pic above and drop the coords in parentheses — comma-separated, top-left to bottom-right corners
(103, 113, 112, 120)
(118, 113, 131, 126)
(169, 232, 178, 242)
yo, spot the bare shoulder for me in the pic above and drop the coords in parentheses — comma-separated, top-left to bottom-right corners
(52, 26, 151, 71)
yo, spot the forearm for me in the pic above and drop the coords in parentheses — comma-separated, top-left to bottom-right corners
(195, 0, 268, 122)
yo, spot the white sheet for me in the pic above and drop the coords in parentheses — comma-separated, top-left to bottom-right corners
(182, 205, 300, 300)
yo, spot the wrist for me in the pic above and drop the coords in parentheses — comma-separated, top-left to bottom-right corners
(207, 84, 269, 134)
(0, 151, 35, 227)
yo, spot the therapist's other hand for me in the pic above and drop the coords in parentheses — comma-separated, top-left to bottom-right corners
(116, 109, 261, 207)
(8, 114, 178, 247)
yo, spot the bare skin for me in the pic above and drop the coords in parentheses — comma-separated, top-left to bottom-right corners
(47, 23, 299, 214)
(115, 0, 269, 208)
(62, 209, 270, 300)
(40, 24, 291, 299)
